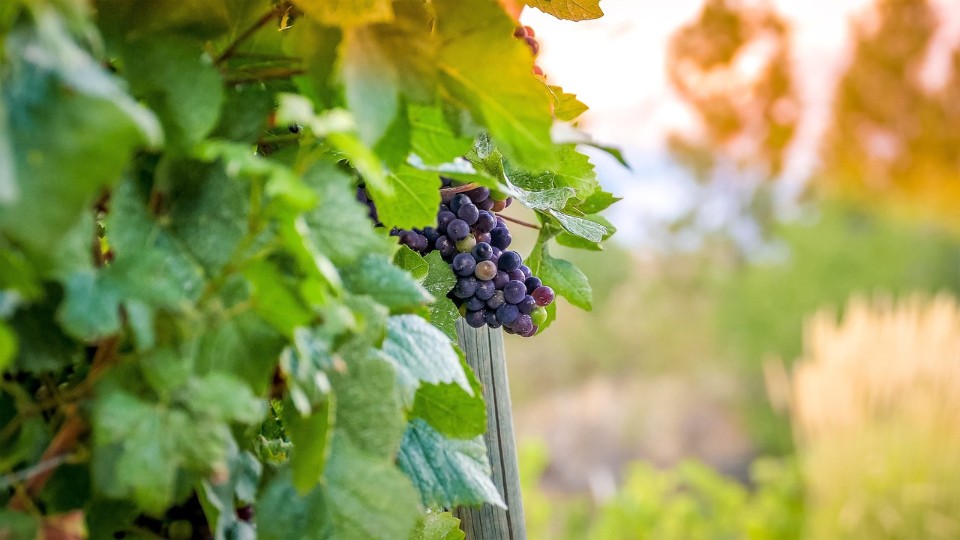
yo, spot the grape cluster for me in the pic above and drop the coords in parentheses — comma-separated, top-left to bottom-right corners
(361, 178, 556, 337)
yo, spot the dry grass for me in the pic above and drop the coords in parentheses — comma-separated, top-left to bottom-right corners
(785, 294, 960, 539)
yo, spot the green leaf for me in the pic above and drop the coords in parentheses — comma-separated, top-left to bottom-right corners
(166, 160, 251, 275)
(370, 166, 442, 230)
(555, 213, 616, 250)
(409, 104, 475, 165)
(410, 511, 466, 540)
(422, 251, 459, 340)
(342, 255, 433, 311)
(294, 0, 394, 26)
(577, 189, 622, 214)
(342, 28, 400, 147)
(257, 470, 331, 540)
(536, 246, 593, 310)
(395, 246, 430, 282)
(330, 346, 406, 459)
(0, 322, 15, 372)
(433, 0, 555, 169)
(523, 0, 604, 21)
(302, 161, 394, 266)
(547, 85, 589, 122)
(383, 315, 470, 402)
(283, 395, 332, 494)
(397, 419, 505, 509)
(325, 435, 423, 540)
(120, 36, 224, 150)
(57, 270, 123, 340)
(196, 312, 287, 395)
(0, 12, 159, 257)
(243, 259, 314, 337)
(411, 355, 485, 439)
(547, 210, 608, 243)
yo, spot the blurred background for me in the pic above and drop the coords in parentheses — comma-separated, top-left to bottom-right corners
(504, 0, 960, 537)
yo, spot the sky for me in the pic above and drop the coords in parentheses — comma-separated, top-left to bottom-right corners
(519, 0, 883, 246)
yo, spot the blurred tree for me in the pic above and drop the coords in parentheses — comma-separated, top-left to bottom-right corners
(820, 0, 960, 229)
(668, 0, 798, 180)
(664, 0, 800, 251)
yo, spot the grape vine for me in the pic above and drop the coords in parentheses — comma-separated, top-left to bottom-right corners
(0, 1, 613, 538)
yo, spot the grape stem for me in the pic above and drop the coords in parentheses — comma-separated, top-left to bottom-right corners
(439, 183, 479, 195)
(214, 3, 290, 65)
(496, 213, 541, 230)
(226, 68, 306, 85)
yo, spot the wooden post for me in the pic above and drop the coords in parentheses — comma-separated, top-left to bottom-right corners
(454, 320, 527, 540)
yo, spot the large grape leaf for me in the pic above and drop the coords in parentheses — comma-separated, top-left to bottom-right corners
(433, 0, 555, 170)
(119, 36, 224, 150)
(397, 419, 505, 509)
(342, 255, 433, 310)
(409, 104, 475, 166)
(411, 354, 486, 440)
(371, 166, 442, 230)
(0, 12, 159, 259)
(530, 246, 593, 310)
(382, 315, 471, 402)
(523, 0, 604, 21)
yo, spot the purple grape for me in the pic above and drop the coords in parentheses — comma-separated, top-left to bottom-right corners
(437, 211, 456, 231)
(507, 269, 524, 282)
(465, 309, 486, 328)
(447, 219, 470, 241)
(525, 276, 542, 294)
(453, 277, 478, 298)
(503, 280, 526, 304)
(475, 280, 496, 300)
(490, 228, 512, 250)
(496, 304, 519, 324)
(521, 323, 538, 338)
(498, 251, 522, 272)
(398, 231, 419, 250)
(477, 198, 494, 211)
(532, 286, 555, 306)
(435, 236, 456, 258)
(486, 290, 505, 310)
(517, 295, 537, 314)
(475, 232, 491, 244)
(475, 211, 496, 233)
(519, 265, 531, 279)
(452, 253, 476, 277)
(467, 187, 490, 202)
(511, 314, 534, 335)
(472, 242, 493, 261)
(475, 260, 498, 280)
(423, 227, 439, 244)
(484, 310, 500, 328)
(493, 271, 509, 289)
(465, 296, 486, 311)
(458, 203, 479, 225)
(450, 193, 471, 214)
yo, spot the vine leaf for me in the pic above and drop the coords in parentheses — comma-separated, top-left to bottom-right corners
(383, 315, 471, 403)
(410, 511, 466, 540)
(523, 0, 604, 21)
(433, 0, 555, 170)
(397, 419, 505, 509)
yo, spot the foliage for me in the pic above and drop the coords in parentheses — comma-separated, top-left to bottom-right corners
(519, 441, 804, 540)
(0, 0, 614, 537)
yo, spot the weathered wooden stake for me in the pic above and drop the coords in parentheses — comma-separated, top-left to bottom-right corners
(454, 320, 527, 540)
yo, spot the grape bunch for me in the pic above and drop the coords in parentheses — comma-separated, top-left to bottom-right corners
(360, 179, 556, 337)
